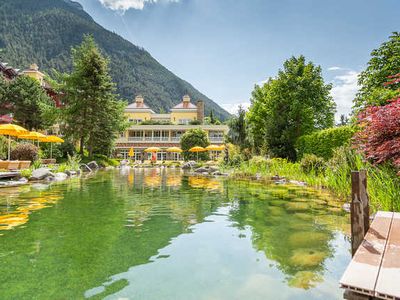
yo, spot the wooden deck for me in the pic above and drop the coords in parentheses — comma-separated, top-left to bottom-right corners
(340, 211, 400, 299)
(0, 171, 20, 179)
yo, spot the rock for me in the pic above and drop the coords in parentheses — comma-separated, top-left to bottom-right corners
(54, 172, 68, 181)
(212, 171, 222, 176)
(202, 172, 209, 176)
(120, 160, 129, 166)
(87, 161, 99, 170)
(289, 180, 307, 186)
(182, 161, 198, 169)
(209, 166, 219, 172)
(65, 170, 77, 176)
(31, 168, 54, 180)
(195, 167, 208, 173)
(342, 202, 351, 213)
(80, 164, 92, 172)
(105, 166, 115, 170)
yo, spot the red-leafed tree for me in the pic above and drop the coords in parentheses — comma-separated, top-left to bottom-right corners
(355, 74, 400, 169)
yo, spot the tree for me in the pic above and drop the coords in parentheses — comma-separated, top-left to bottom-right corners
(209, 109, 216, 124)
(180, 128, 210, 161)
(338, 114, 349, 126)
(0, 76, 9, 116)
(62, 35, 128, 156)
(228, 105, 247, 149)
(4, 75, 56, 130)
(247, 56, 335, 160)
(355, 97, 400, 168)
(354, 32, 400, 111)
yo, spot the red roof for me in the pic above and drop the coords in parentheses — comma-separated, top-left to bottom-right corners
(127, 102, 151, 109)
(172, 102, 197, 109)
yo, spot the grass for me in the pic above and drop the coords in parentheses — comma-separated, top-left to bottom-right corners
(223, 150, 400, 212)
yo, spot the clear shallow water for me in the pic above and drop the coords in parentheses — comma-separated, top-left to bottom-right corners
(0, 168, 351, 299)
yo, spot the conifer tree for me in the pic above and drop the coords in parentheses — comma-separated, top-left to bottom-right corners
(62, 35, 127, 156)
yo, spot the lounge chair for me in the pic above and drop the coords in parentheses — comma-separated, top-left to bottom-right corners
(0, 161, 9, 170)
(7, 161, 20, 171)
(18, 161, 31, 170)
(41, 159, 56, 165)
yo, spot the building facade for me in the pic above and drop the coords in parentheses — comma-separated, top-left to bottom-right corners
(116, 95, 228, 160)
(0, 63, 62, 124)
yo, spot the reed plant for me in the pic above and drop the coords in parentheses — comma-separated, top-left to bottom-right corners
(227, 147, 400, 212)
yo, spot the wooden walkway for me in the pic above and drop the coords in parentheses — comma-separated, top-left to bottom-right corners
(0, 171, 20, 179)
(340, 211, 400, 300)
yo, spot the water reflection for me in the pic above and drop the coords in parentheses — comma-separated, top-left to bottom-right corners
(0, 169, 350, 299)
(227, 180, 349, 289)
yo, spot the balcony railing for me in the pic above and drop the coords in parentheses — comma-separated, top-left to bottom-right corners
(123, 136, 224, 143)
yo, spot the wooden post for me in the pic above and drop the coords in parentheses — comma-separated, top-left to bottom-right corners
(351, 170, 370, 256)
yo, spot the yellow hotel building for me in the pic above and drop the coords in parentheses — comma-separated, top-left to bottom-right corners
(116, 95, 229, 160)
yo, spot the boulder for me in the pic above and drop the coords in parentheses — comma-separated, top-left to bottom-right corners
(87, 161, 99, 170)
(65, 170, 77, 176)
(54, 172, 68, 181)
(182, 161, 198, 169)
(80, 164, 92, 172)
(31, 168, 54, 180)
(195, 167, 208, 173)
(120, 159, 129, 166)
(209, 166, 219, 172)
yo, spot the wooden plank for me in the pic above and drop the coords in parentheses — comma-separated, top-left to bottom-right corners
(351, 170, 370, 256)
(340, 211, 393, 297)
(374, 212, 400, 299)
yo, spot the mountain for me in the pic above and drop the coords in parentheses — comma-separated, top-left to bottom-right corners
(0, 0, 230, 120)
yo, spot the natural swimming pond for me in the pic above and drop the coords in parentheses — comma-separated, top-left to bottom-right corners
(0, 168, 350, 299)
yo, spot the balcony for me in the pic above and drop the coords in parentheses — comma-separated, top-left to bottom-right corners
(209, 137, 224, 143)
(128, 137, 143, 141)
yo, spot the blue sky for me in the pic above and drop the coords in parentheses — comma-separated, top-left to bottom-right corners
(76, 0, 399, 118)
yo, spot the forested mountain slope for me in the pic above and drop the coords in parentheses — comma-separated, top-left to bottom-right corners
(0, 0, 230, 119)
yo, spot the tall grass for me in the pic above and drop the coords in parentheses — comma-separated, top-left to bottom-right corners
(225, 148, 400, 212)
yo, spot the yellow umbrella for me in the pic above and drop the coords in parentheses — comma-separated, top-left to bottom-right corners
(39, 135, 64, 159)
(18, 131, 47, 152)
(144, 147, 161, 153)
(189, 146, 206, 152)
(205, 145, 225, 151)
(166, 147, 183, 153)
(18, 131, 46, 141)
(0, 124, 28, 160)
(40, 135, 64, 143)
(189, 146, 206, 162)
(128, 147, 134, 158)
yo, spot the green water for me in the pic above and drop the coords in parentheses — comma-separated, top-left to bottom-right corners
(0, 169, 350, 299)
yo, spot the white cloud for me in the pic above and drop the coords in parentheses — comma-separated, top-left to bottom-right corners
(222, 101, 250, 115)
(99, 0, 178, 11)
(328, 66, 342, 71)
(330, 70, 359, 120)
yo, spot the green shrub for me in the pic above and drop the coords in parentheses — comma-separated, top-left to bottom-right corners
(248, 156, 268, 166)
(300, 154, 326, 174)
(20, 168, 32, 178)
(296, 126, 355, 160)
(180, 128, 210, 161)
(10, 143, 38, 161)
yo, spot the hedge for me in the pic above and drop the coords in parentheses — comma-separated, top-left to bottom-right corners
(296, 126, 355, 160)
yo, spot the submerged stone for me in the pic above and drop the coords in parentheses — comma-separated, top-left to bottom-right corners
(288, 271, 323, 290)
(285, 202, 310, 212)
(288, 231, 329, 247)
(289, 248, 326, 267)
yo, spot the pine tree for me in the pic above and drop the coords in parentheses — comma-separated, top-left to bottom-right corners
(62, 35, 127, 156)
(5, 75, 56, 130)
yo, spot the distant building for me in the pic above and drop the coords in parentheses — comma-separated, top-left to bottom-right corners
(0, 62, 62, 124)
(116, 95, 228, 160)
